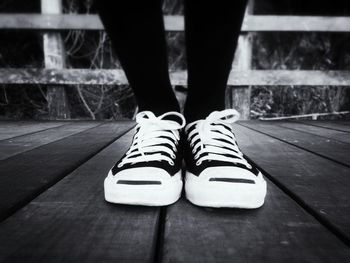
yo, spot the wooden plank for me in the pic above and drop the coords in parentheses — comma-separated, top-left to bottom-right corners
(242, 15, 350, 32)
(0, 130, 160, 262)
(163, 187, 350, 262)
(0, 121, 65, 140)
(0, 122, 100, 160)
(0, 14, 183, 31)
(298, 121, 350, 133)
(1, 14, 350, 32)
(0, 14, 105, 30)
(226, 70, 350, 86)
(230, 87, 251, 119)
(259, 111, 350, 121)
(1, 69, 350, 86)
(0, 121, 134, 221)
(232, 124, 350, 241)
(240, 121, 350, 166)
(279, 121, 350, 144)
(41, 0, 71, 119)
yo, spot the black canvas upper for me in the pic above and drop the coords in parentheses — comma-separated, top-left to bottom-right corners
(111, 127, 183, 176)
(184, 123, 260, 177)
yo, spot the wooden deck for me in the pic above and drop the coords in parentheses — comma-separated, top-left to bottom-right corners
(0, 120, 349, 262)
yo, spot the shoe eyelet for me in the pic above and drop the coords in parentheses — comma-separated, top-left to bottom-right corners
(196, 160, 202, 166)
(171, 153, 176, 159)
(169, 160, 175, 166)
(117, 163, 123, 168)
(192, 149, 195, 154)
(247, 164, 252, 169)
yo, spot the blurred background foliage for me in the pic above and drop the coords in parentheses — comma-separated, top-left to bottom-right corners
(0, 0, 349, 119)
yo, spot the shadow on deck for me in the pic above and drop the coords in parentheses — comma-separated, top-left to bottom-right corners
(0, 120, 349, 262)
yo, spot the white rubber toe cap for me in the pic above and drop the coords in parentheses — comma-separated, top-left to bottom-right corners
(108, 167, 174, 182)
(104, 168, 183, 206)
(198, 166, 264, 183)
(185, 166, 267, 208)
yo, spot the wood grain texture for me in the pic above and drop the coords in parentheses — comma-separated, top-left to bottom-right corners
(162, 188, 350, 263)
(232, 124, 350, 242)
(0, 121, 65, 140)
(297, 121, 350, 134)
(230, 87, 251, 120)
(41, 0, 71, 119)
(242, 15, 350, 32)
(0, 130, 160, 263)
(1, 69, 350, 86)
(0, 122, 100, 160)
(1, 14, 350, 32)
(279, 122, 350, 144)
(240, 121, 350, 166)
(0, 121, 134, 221)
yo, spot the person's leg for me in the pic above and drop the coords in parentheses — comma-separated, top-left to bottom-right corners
(183, 0, 248, 122)
(98, 1, 183, 206)
(97, 0, 180, 115)
(183, 1, 267, 209)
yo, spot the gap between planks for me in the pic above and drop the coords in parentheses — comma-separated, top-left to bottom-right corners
(233, 123, 350, 246)
(295, 121, 350, 134)
(0, 129, 161, 263)
(239, 121, 350, 168)
(0, 124, 349, 262)
(0, 122, 134, 222)
(0, 122, 102, 160)
(0, 121, 66, 141)
(276, 121, 350, 144)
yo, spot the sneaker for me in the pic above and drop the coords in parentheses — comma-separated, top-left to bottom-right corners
(104, 111, 185, 206)
(184, 109, 267, 208)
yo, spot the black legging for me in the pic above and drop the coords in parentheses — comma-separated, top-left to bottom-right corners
(97, 0, 247, 122)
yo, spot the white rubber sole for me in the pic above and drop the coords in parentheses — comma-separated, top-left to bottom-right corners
(104, 170, 183, 206)
(185, 171, 267, 209)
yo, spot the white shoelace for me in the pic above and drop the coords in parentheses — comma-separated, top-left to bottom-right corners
(118, 111, 186, 168)
(185, 109, 251, 168)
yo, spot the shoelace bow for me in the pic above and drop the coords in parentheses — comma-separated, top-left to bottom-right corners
(118, 111, 186, 168)
(186, 109, 252, 169)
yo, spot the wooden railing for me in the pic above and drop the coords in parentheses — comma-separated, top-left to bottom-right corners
(0, 0, 349, 119)
(1, 14, 350, 32)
